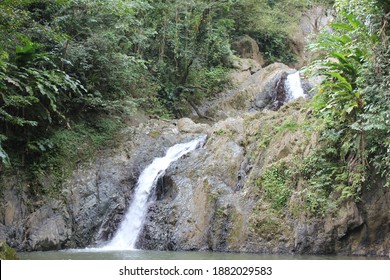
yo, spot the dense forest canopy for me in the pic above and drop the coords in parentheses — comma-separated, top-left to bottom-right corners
(0, 0, 388, 195)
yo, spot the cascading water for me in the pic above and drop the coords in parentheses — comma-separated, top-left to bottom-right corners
(285, 71, 306, 101)
(102, 135, 207, 251)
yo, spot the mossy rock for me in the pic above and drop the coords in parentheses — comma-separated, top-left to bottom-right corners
(0, 241, 18, 260)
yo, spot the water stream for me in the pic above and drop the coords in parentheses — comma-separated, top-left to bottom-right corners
(102, 135, 207, 251)
(285, 71, 305, 101)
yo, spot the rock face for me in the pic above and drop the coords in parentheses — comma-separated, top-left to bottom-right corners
(25, 201, 71, 251)
(0, 119, 196, 251)
(195, 62, 313, 121)
(0, 58, 388, 257)
(0, 181, 28, 250)
(137, 101, 389, 256)
(290, 5, 335, 68)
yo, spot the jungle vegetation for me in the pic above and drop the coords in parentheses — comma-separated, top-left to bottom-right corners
(0, 0, 388, 195)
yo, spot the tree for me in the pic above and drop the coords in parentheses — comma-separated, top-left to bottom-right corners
(0, 0, 85, 165)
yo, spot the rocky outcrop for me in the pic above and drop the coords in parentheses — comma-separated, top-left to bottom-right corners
(195, 62, 313, 120)
(0, 179, 28, 250)
(0, 119, 198, 251)
(25, 201, 71, 251)
(60, 121, 200, 249)
(138, 100, 389, 256)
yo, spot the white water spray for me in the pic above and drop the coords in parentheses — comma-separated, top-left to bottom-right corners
(102, 135, 207, 250)
(285, 71, 305, 101)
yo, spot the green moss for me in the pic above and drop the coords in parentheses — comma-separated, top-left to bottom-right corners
(249, 207, 282, 239)
(149, 130, 161, 139)
(0, 241, 18, 260)
(215, 206, 228, 219)
(214, 129, 228, 136)
(276, 118, 300, 134)
(208, 192, 219, 204)
(227, 209, 244, 245)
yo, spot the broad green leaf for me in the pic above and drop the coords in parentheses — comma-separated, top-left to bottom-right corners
(330, 22, 354, 32)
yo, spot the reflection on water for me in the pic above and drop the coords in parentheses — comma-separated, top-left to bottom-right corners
(18, 249, 383, 260)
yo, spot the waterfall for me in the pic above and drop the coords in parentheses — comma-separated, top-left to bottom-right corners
(102, 135, 207, 251)
(285, 71, 305, 101)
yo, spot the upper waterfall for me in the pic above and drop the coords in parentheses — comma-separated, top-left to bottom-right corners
(285, 71, 306, 101)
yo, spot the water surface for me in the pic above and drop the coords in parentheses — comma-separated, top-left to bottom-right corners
(18, 249, 383, 260)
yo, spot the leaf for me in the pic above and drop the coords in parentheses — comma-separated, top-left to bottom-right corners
(37, 83, 48, 97)
(327, 72, 353, 91)
(346, 105, 356, 114)
(345, 13, 363, 30)
(5, 77, 22, 89)
(330, 22, 354, 32)
(330, 51, 348, 64)
(25, 85, 34, 95)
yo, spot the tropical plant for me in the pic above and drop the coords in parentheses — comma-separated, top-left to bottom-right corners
(306, 0, 389, 198)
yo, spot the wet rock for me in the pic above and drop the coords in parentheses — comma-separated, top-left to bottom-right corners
(62, 122, 184, 247)
(138, 117, 246, 251)
(252, 71, 289, 111)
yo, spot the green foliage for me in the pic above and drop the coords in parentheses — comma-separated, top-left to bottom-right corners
(276, 119, 300, 133)
(57, 0, 155, 103)
(146, 0, 234, 116)
(305, 0, 389, 200)
(230, 0, 316, 64)
(256, 161, 292, 210)
(28, 115, 122, 195)
(0, 1, 87, 168)
(0, 1, 132, 200)
(307, 12, 376, 121)
(301, 146, 348, 215)
(356, 43, 390, 181)
(255, 32, 297, 64)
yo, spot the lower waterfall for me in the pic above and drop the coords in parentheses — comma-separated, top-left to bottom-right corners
(102, 135, 207, 250)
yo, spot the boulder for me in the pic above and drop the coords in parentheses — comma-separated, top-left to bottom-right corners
(25, 201, 71, 251)
(231, 35, 265, 66)
(177, 118, 210, 134)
